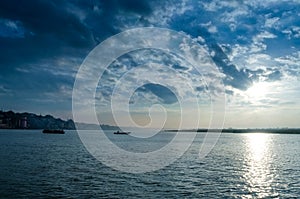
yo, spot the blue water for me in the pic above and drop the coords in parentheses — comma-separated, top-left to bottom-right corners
(0, 130, 300, 198)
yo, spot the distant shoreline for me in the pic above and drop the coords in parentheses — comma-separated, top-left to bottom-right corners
(0, 110, 120, 131)
(1, 127, 300, 134)
(164, 128, 300, 134)
(1, 111, 299, 134)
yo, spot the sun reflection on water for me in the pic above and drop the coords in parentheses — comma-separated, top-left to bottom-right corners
(247, 133, 268, 161)
(243, 133, 277, 198)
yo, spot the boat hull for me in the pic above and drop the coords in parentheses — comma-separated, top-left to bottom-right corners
(113, 131, 130, 135)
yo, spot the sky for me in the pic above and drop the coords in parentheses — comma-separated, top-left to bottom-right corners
(0, 0, 299, 128)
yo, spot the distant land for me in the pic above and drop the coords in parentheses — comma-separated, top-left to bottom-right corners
(165, 128, 300, 134)
(0, 110, 120, 130)
(1, 110, 299, 134)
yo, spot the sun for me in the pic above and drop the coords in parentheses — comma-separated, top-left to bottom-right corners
(245, 81, 270, 100)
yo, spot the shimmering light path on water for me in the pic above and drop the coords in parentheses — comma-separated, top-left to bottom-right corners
(0, 130, 300, 198)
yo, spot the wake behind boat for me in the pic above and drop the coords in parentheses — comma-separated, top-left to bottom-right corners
(43, 129, 65, 134)
(113, 131, 130, 135)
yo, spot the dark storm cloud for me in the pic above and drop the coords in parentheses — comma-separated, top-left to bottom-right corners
(209, 42, 252, 90)
(0, 0, 154, 113)
(115, 0, 152, 15)
(174, 23, 253, 91)
(0, 1, 93, 45)
(245, 68, 282, 83)
(0, 0, 92, 71)
(172, 64, 189, 71)
(82, 0, 152, 42)
(0, 0, 152, 70)
(168, 0, 300, 93)
(246, 69, 264, 81)
(0, 66, 74, 97)
(137, 83, 178, 104)
(265, 69, 282, 81)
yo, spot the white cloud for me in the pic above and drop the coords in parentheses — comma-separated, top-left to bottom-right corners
(274, 51, 300, 67)
(201, 1, 241, 12)
(264, 16, 280, 28)
(250, 31, 277, 53)
(243, 0, 300, 8)
(208, 25, 218, 33)
(220, 7, 249, 23)
(246, 53, 272, 66)
(255, 31, 277, 40)
(145, 0, 193, 26)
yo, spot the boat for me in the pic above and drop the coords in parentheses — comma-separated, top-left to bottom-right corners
(113, 131, 131, 135)
(42, 129, 65, 134)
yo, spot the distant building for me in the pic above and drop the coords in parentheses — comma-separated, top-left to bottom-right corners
(15, 116, 28, 129)
(20, 117, 27, 128)
(0, 113, 9, 128)
(0, 114, 4, 128)
(0, 114, 3, 124)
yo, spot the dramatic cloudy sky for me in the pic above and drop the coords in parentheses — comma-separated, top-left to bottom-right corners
(0, 0, 299, 128)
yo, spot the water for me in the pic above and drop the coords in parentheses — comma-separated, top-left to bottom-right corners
(0, 130, 300, 198)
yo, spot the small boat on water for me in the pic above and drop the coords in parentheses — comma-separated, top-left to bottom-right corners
(42, 129, 65, 134)
(113, 131, 130, 135)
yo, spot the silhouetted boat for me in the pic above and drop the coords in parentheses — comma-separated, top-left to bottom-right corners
(113, 131, 130, 135)
(42, 129, 65, 134)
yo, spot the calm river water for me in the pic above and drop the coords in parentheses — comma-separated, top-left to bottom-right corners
(0, 130, 299, 198)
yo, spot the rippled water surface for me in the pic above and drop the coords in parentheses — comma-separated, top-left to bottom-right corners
(1, 130, 300, 198)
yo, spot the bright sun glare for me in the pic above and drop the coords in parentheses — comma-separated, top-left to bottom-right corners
(246, 133, 269, 161)
(245, 82, 270, 100)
